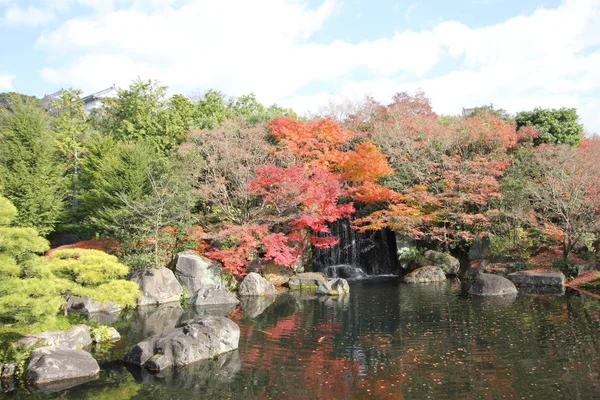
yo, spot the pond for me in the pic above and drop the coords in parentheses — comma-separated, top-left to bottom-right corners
(5, 279, 600, 399)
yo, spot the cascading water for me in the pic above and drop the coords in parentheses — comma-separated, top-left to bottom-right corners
(312, 219, 399, 276)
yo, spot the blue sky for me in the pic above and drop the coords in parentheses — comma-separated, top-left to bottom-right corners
(1, 0, 599, 133)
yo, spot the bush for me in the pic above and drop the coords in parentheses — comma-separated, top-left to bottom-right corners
(397, 247, 421, 267)
(507, 261, 530, 273)
(551, 257, 578, 278)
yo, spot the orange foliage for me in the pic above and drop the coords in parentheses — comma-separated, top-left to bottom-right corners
(46, 239, 120, 256)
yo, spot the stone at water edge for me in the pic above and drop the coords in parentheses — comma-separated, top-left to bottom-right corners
(317, 278, 350, 296)
(172, 253, 223, 296)
(123, 316, 240, 372)
(188, 285, 240, 306)
(421, 250, 460, 276)
(287, 272, 328, 291)
(403, 266, 446, 283)
(1, 363, 16, 379)
(469, 273, 518, 296)
(130, 267, 182, 306)
(66, 295, 120, 316)
(507, 271, 565, 287)
(238, 272, 276, 296)
(23, 347, 99, 385)
(13, 325, 92, 351)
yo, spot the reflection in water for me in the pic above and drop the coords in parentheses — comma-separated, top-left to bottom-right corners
(240, 295, 277, 318)
(180, 303, 237, 321)
(13, 280, 600, 399)
(129, 303, 183, 338)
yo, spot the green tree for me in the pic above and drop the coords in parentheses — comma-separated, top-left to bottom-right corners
(97, 79, 188, 154)
(52, 89, 90, 222)
(515, 108, 583, 146)
(0, 95, 64, 235)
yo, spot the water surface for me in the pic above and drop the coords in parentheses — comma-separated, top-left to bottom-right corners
(5, 279, 600, 399)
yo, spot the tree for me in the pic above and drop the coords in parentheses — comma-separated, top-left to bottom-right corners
(0, 94, 64, 235)
(51, 88, 90, 222)
(181, 119, 271, 227)
(516, 108, 583, 146)
(529, 139, 600, 258)
(96, 79, 191, 154)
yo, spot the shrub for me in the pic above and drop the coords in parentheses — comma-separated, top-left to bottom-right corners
(507, 261, 530, 273)
(551, 257, 578, 278)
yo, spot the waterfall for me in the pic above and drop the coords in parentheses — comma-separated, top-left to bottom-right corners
(312, 219, 399, 276)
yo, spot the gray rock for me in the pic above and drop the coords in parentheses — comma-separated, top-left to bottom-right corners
(123, 316, 239, 371)
(181, 303, 238, 321)
(287, 272, 328, 291)
(403, 266, 446, 283)
(173, 253, 223, 295)
(421, 250, 460, 275)
(238, 272, 276, 296)
(240, 295, 277, 318)
(317, 278, 350, 296)
(188, 285, 239, 306)
(130, 267, 183, 306)
(66, 296, 121, 323)
(578, 262, 600, 276)
(468, 238, 490, 261)
(131, 303, 183, 338)
(324, 265, 366, 279)
(507, 271, 565, 287)
(24, 347, 99, 385)
(469, 273, 518, 296)
(1, 363, 15, 379)
(14, 325, 92, 351)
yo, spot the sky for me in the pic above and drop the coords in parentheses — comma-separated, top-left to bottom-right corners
(0, 0, 599, 133)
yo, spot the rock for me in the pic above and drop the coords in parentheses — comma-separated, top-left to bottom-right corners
(24, 347, 99, 385)
(123, 316, 239, 371)
(173, 253, 223, 295)
(421, 250, 460, 275)
(316, 278, 350, 296)
(578, 262, 600, 276)
(131, 303, 183, 338)
(507, 271, 565, 287)
(240, 295, 277, 318)
(324, 265, 367, 279)
(403, 266, 446, 283)
(66, 296, 121, 324)
(181, 303, 238, 321)
(130, 267, 183, 306)
(469, 273, 518, 296)
(14, 325, 92, 351)
(187, 285, 239, 306)
(1, 363, 16, 379)
(287, 272, 328, 291)
(238, 272, 276, 296)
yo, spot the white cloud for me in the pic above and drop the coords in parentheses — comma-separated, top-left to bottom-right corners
(1, 5, 54, 27)
(34, 0, 600, 133)
(0, 73, 15, 92)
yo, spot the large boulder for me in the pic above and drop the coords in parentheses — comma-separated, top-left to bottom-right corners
(123, 316, 239, 371)
(14, 325, 92, 351)
(188, 285, 239, 306)
(316, 278, 350, 296)
(287, 272, 328, 291)
(24, 347, 99, 386)
(421, 250, 460, 275)
(238, 272, 276, 296)
(173, 253, 223, 295)
(403, 266, 446, 283)
(469, 273, 518, 296)
(507, 271, 565, 287)
(130, 267, 183, 306)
